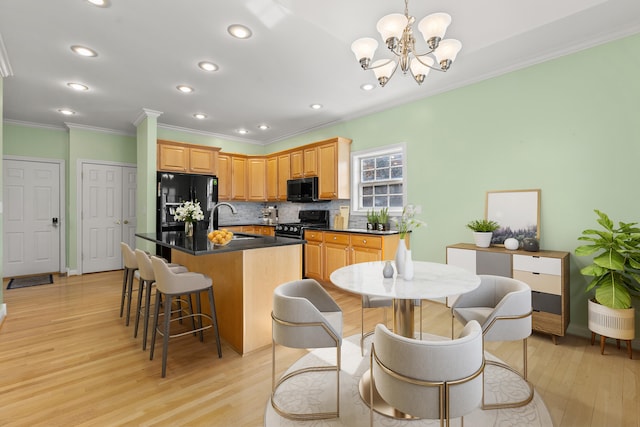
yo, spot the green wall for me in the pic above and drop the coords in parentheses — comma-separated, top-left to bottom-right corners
(0, 77, 3, 307)
(3, 33, 640, 337)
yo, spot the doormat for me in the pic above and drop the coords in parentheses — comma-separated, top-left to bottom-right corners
(6, 274, 54, 290)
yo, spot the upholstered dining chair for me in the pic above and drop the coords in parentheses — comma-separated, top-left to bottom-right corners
(361, 297, 424, 356)
(370, 321, 484, 427)
(134, 249, 188, 350)
(271, 279, 343, 420)
(120, 242, 141, 326)
(149, 256, 222, 378)
(450, 274, 533, 409)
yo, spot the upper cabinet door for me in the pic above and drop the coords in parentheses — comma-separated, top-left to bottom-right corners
(158, 142, 188, 172)
(189, 147, 217, 175)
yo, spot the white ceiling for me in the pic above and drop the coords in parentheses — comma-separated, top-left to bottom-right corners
(1, 0, 639, 145)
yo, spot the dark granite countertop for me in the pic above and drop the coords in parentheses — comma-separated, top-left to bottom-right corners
(135, 231, 304, 256)
(304, 226, 400, 236)
(219, 223, 277, 227)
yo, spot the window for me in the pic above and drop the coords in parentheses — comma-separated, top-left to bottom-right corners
(351, 144, 406, 215)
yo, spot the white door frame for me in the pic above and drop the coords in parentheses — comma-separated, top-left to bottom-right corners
(75, 159, 136, 275)
(3, 155, 66, 274)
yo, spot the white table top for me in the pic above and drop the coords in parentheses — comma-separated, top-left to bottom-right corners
(329, 261, 481, 300)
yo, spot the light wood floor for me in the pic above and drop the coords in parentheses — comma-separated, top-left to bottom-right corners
(0, 271, 638, 426)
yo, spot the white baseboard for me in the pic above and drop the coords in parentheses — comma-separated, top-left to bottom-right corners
(66, 268, 80, 276)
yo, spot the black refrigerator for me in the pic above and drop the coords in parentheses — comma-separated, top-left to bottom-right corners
(156, 172, 218, 258)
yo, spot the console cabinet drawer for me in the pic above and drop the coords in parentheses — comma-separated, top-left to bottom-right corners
(324, 232, 350, 245)
(533, 311, 563, 336)
(513, 254, 561, 275)
(532, 291, 562, 315)
(304, 230, 323, 242)
(513, 270, 561, 295)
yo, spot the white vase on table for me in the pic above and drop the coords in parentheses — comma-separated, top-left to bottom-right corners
(395, 238, 407, 276)
(404, 250, 414, 280)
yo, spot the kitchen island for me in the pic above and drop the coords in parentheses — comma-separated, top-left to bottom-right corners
(135, 231, 304, 355)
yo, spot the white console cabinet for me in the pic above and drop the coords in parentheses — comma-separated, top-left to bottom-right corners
(446, 243, 570, 343)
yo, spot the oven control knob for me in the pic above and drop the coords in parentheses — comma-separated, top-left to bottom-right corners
(283, 226, 289, 232)
(291, 226, 298, 233)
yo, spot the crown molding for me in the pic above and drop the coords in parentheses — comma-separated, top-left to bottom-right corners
(157, 123, 265, 146)
(133, 108, 163, 127)
(65, 122, 134, 136)
(4, 118, 66, 131)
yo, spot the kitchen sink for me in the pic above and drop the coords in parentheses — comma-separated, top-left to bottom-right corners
(231, 233, 258, 241)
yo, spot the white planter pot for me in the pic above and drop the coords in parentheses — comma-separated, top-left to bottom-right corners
(588, 299, 635, 340)
(472, 232, 493, 248)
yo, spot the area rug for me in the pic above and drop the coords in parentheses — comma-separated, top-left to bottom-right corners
(265, 335, 553, 426)
(6, 274, 54, 289)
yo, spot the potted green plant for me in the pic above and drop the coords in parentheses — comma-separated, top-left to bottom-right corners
(377, 207, 390, 231)
(366, 209, 379, 231)
(466, 219, 500, 248)
(575, 210, 640, 353)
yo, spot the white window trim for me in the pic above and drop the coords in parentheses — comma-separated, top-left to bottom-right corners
(350, 142, 407, 216)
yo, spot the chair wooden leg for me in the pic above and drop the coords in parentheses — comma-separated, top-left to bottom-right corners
(125, 269, 136, 326)
(142, 280, 155, 351)
(133, 278, 146, 338)
(149, 292, 162, 360)
(161, 294, 172, 378)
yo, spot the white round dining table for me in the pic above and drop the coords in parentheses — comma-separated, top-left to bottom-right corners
(330, 260, 481, 338)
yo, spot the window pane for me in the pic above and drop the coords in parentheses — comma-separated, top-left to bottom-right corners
(375, 156, 390, 168)
(390, 166, 403, 179)
(362, 170, 375, 182)
(362, 196, 373, 208)
(375, 168, 389, 180)
(374, 185, 387, 195)
(389, 183, 403, 194)
(374, 196, 388, 207)
(390, 154, 403, 167)
(389, 195, 403, 207)
(362, 158, 375, 170)
(362, 186, 373, 196)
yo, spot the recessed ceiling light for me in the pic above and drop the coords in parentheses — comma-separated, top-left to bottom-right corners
(58, 108, 76, 115)
(228, 24, 252, 39)
(193, 113, 207, 120)
(67, 82, 89, 91)
(177, 85, 194, 93)
(198, 61, 219, 72)
(310, 104, 323, 110)
(70, 45, 98, 57)
(360, 83, 375, 91)
(86, 0, 110, 7)
(237, 129, 249, 135)
(258, 124, 270, 130)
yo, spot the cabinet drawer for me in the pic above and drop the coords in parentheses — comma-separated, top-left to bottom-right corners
(350, 234, 382, 249)
(324, 233, 350, 245)
(532, 311, 563, 336)
(532, 291, 562, 315)
(513, 270, 561, 295)
(513, 255, 561, 275)
(304, 230, 323, 242)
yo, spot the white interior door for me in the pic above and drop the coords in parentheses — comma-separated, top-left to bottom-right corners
(3, 159, 61, 277)
(81, 163, 136, 274)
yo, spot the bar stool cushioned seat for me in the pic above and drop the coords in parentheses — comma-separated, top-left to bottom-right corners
(150, 256, 222, 377)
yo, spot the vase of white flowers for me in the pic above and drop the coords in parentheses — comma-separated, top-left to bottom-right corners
(392, 204, 426, 276)
(174, 200, 205, 237)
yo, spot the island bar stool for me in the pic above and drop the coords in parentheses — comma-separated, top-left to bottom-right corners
(120, 242, 140, 326)
(134, 249, 188, 350)
(149, 256, 222, 378)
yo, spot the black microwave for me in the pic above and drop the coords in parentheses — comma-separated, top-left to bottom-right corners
(287, 177, 319, 202)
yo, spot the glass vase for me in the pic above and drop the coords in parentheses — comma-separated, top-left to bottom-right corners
(185, 221, 194, 237)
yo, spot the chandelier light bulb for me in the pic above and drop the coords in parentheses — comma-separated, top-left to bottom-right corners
(434, 39, 462, 69)
(376, 14, 408, 48)
(410, 56, 434, 84)
(418, 13, 451, 42)
(351, 38, 379, 68)
(372, 59, 396, 86)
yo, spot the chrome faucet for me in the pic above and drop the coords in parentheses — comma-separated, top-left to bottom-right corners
(210, 202, 238, 231)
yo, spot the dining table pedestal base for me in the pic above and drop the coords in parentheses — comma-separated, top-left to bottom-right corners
(358, 369, 418, 420)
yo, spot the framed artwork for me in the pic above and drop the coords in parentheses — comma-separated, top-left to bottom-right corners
(485, 189, 540, 245)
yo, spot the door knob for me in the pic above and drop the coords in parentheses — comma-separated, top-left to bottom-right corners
(52, 217, 58, 226)
(115, 220, 121, 225)
(123, 220, 129, 224)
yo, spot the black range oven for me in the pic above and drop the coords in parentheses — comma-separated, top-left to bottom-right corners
(274, 210, 330, 239)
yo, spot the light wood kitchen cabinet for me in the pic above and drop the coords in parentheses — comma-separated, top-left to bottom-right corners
(266, 156, 278, 201)
(317, 137, 351, 200)
(231, 156, 247, 201)
(157, 140, 219, 175)
(290, 147, 318, 178)
(217, 153, 231, 200)
(247, 157, 266, 201)
(446, 243, 570, 343)
(324, 232, 351, 279)
(290, 150, 304, 178)
(304, 230, 324, 281)
(304, 230, 400, 282)
(277, 153, 290, 201)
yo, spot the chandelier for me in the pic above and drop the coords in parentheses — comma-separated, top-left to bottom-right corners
(350, 0, 462, 87)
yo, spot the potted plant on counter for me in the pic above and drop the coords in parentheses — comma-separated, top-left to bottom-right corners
(377, 208, 390, 231)
(366, 209, 379, 231)
(575, 210, 640, 357)
(466, 219, 499, 248)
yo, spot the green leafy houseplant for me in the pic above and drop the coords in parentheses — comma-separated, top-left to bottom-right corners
(378, 207, 389, 225)
(367, 209, 379, 224)
(466, 219, 500, 232)
(575, 210, 640, 309)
